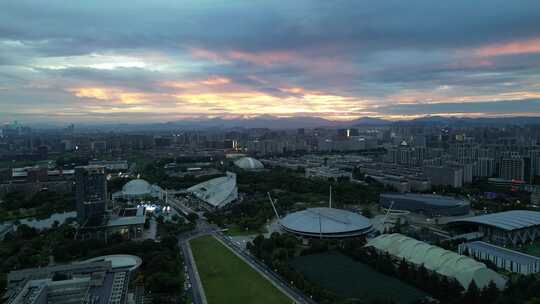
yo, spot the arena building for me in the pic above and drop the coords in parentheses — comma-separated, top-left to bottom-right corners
(379, 193, 470, 217)
(187, 172, 238, 209)
(448, 210, 540, 246)
(112, 179, 165, 201)
(366, 233, 506, 289)
(234, 157, 264, 170)
(279, 207, 373, 238)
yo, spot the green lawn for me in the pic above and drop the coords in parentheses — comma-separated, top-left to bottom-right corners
(190, 235, 291, 304)
(291, 252, 429, 304)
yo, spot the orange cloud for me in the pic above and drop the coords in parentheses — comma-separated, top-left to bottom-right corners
(66, 83, 368, 119)
(476, 38, 540, 57)
(68, 87, 147, 104)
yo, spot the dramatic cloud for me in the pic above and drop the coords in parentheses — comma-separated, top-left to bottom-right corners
(1, 0, 540, 123)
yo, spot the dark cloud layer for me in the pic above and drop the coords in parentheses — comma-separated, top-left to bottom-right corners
(1, 0, 540, 122)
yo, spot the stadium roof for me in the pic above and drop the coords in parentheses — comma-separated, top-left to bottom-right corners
(380, 193, 469, 207)
(122, 179, 152, 196)
(280, 207, 372, 237)
(187, 172, 237, 208)
(366, 233, 506, 289)
(448, 210, 540, 231)
(234, 157, 264, 170)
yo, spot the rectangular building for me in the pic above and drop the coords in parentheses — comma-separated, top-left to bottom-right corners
(423, 166, 463, 188)
(75, 165, 107, 224)
(499, 157, 524, 181)
(459, 241, 540, 275)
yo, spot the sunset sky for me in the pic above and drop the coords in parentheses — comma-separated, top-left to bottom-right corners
(1, 0, 540, 123)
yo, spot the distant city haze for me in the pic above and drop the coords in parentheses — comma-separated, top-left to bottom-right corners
(1, 0, 540, 123)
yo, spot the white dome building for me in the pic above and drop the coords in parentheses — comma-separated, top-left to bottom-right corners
(123, 179, 152, 196)
(234, 157, 264, 170)
(113, 179, 164, 201)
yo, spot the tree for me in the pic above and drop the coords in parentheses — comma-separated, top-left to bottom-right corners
(526, 298, 540, 304)
(481, 281, 499, 303)
(463, 280, 480, 304)
(362, 207, 373, 218)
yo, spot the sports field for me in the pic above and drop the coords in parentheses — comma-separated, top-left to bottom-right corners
(190, 235, 291, 304)
(291, 251, 429, 304)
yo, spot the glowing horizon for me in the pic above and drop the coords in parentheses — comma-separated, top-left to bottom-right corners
(1, 1, 540, 123)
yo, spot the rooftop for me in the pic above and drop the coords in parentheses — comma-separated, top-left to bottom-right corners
(187, 172, 237, 208)
(448, 210, 540, 231)
(380, 193, 470, 207)
(81, 255, 142, 272)
(463, 241, 540, 265)
(122, 179, 152, 196)
(280, 207, 372, 235)
(234, 157, 264, 170)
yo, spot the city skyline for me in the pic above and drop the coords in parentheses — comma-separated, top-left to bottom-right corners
(1, 0, 540, 123)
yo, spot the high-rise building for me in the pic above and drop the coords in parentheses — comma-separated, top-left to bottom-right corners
(423, 166, 463, 188)
(528, 150, 540, 176)
(499, 157, 524, 181)
(474, 157, 496, 178)
(75, 165, 107, 224)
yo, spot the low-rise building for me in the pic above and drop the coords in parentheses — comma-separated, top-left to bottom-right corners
(379, 193, 470, 217)
(89, 160, 129, 171)
(305, 166, 352, 181)
(4, 255, 141, 304)
(459, 241, 540, 275)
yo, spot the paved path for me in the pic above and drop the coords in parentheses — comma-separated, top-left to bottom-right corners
(175, 198, 316, 304)
(215, 232, 317, 304)
(179, 234, 207, 304)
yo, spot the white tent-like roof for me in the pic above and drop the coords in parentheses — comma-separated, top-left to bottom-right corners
(234, 157, 264, 170)
(187, 172, 238, 208)
(366, 233, 506, 289)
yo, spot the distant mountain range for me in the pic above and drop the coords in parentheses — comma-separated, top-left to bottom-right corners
(159, 115, 540, 129)
(167, 116, 391, 129)
(31, 115, 540, 131)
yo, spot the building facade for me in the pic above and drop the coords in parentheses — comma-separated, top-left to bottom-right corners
(75, 165, 107, 224)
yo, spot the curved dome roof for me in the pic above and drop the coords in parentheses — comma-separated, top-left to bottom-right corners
(122, 179, 152, 196)
(234, 157, 263, 170)
(366, 233, 507, 289)
(280, 207, 372, 237)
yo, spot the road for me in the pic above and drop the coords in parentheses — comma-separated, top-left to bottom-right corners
(178, 219, 216, 304)
(170, 191, 316, 303)
(177, 211, 316, 304)
(214, 231, 317, 304)
(179, 234, 205, 304)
